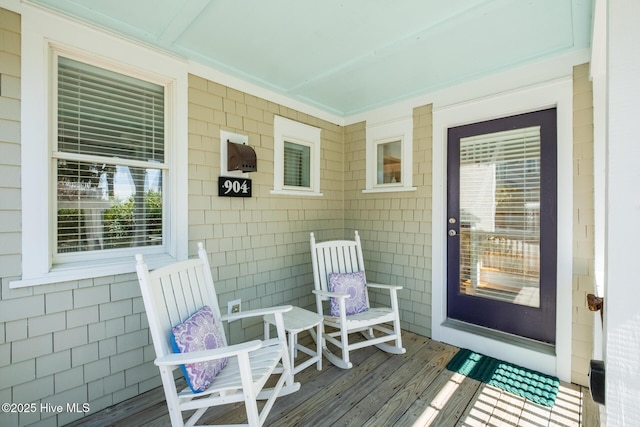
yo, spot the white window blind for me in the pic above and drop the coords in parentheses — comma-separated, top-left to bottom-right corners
(458, 126, 541, 306)
(283, 141, 310, 188)
(56, 56, 165, 255)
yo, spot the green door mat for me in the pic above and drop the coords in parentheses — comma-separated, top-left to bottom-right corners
(446, 348, 559, 407)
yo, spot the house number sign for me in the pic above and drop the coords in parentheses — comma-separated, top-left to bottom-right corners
(218, 176, 252, 197)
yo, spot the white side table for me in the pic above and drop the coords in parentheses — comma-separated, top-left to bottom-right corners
(264, 306, 323, 375)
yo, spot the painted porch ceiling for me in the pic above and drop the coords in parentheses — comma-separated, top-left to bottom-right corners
(29, 0, 593, 117)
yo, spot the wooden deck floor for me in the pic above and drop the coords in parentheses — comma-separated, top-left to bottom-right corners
(68, 331, 600, 426)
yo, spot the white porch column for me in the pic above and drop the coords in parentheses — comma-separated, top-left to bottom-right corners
(604, 0, 640, 425)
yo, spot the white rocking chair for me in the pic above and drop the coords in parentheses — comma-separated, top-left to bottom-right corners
(310, 231, 406, 369)
(135, 243, 300, 427)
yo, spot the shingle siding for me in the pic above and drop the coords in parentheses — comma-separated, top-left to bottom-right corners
(0, 11, 31, 425)
(342, 104, 434, 339)
(571, 63, 596, 386)
(187, 73, 344, 344)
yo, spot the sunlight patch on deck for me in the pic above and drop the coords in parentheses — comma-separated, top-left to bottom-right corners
(412, 372, 466, 426)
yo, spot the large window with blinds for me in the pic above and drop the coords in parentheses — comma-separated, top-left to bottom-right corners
(55, 56, 166, 257)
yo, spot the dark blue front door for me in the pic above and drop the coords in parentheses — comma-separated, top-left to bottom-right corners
(446, 108, 557, 344)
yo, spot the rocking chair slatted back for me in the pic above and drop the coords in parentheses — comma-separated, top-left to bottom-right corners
(136, 245, 224, 362)
(310, 232, 366, 301)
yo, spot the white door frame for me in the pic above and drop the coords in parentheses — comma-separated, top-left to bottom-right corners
(431, 78, 573, 382)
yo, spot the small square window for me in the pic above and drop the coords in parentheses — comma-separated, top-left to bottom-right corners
(364, 118, 415, 193)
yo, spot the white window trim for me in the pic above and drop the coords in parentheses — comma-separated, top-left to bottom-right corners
(363, 117, 416, 193)
(11, 7, 188, 288)
(271, 115, 322, 196)
(431, 78, 573, 382)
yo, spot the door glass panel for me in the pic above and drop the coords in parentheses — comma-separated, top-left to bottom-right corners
(458, 126, 541, 308)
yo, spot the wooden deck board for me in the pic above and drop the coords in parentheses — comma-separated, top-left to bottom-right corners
(548, 383, 582, 426)
(455, 384, 498, 427)
(310, 333, 433, 426)
(431, 375, 483, 427)
(486, 386, 526, 426)
(361, 341, 458, 427)
(518, 398, 553, 427)
(580, 385, 601, 427)
(67, 330, 598, 427)
(266, 341, 394, 426)
(393, 368, 480, 426)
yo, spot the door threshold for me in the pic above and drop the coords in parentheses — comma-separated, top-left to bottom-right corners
(442, 318, 555, 356)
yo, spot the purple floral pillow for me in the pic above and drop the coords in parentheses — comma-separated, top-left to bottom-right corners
(171, 305, 227, 393)
(328, 271, 369, 317)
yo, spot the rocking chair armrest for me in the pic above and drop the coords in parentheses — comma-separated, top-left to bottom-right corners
(312, 289, 350, 299)
(155, 340, 262, 366)
(220, 305, 293, 323)
(367, 282, 402, 291)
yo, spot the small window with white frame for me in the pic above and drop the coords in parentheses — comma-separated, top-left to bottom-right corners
(364, 118, 415, 193)
(375, 137, 403, 186)
(272, 115, 322, 196)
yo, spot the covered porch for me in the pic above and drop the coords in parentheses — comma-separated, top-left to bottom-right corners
(67, 330, 598, 427)
(3, 1, 640, 426)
